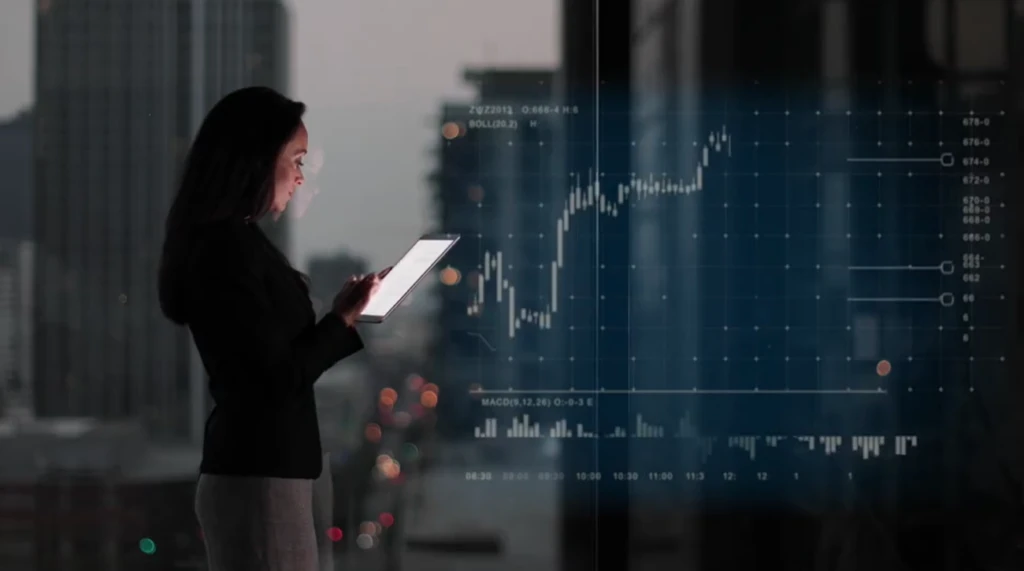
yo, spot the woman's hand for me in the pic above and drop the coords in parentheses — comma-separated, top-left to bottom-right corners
(332, 274, 381, 327)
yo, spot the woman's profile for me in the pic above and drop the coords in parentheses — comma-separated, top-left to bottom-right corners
(157, 86, 380, 571)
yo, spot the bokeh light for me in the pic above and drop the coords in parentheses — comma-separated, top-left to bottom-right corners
(365, 423, 382, 443)
(139, 537, 157, 555)
(356, 533, 375, 550)
(876, 359, 892, 376)
(407, 374, 424, 391)
(327, 526, 343, 542)
(441, 121, 463, 140)
(420, 390, 438, 408)
(439, 265, 461, 286)
(379, 512, 395, 527)
(376, 453, 402, 479)
(379, 387, 397, 409)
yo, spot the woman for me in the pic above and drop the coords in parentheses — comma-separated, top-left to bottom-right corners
(157, 86, 379, 571)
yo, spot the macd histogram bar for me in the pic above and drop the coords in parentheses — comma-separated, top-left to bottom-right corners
(473, 415, 919, 460)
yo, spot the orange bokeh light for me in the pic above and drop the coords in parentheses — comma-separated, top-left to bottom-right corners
(441, 122, 462, 140)
(439, 266, 461, 286)
(420, 391, 438, 408)
(365, 423, 382, 442)
(876, 359, 892, 376)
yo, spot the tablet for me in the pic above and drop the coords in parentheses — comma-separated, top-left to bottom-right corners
(356, 233, 460, 323)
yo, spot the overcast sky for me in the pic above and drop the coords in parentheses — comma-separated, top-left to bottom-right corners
(0, 0, 559, 270)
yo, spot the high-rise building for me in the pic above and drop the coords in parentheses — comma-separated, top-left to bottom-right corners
(430, 68, 557, 437)
(181, 0, 293, 249)
(429, 101, 478, 436)
(0, 109, 33, 243)
(33, 0, 293, 442)
(0, 241, 34, 419)
(0, 110, 35, 418)
(621, 0, 1017, 566)
(555, 3, 632, 570)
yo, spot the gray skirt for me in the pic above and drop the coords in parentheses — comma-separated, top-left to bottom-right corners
(195, 454, 335, 571)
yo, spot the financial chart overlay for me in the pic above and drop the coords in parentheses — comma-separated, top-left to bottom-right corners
(436, 81, 1012, 504)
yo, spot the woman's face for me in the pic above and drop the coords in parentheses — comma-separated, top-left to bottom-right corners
(270, 122, 308, 215)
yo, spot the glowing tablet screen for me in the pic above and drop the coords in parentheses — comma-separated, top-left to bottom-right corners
(357, 235, 459, 322)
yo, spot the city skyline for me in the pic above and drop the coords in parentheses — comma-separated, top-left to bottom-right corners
(0, 0, 559, 271)
(30, 0, 296, 441)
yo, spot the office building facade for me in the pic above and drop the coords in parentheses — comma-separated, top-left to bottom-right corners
(33, 0, 293, 442)
(431, 69, 560, 436)
(0, 110, 35, 418)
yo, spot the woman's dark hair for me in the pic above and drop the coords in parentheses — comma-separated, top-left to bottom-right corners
(158, 86, 307, 325)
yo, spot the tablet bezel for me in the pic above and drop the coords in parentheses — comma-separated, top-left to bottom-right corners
(355, 233, 461, 324)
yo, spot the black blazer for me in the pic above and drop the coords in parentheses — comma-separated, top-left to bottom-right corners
(184, 219, 363, 479)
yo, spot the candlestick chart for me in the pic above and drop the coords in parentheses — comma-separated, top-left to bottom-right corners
(432, 82, 1013, 501)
